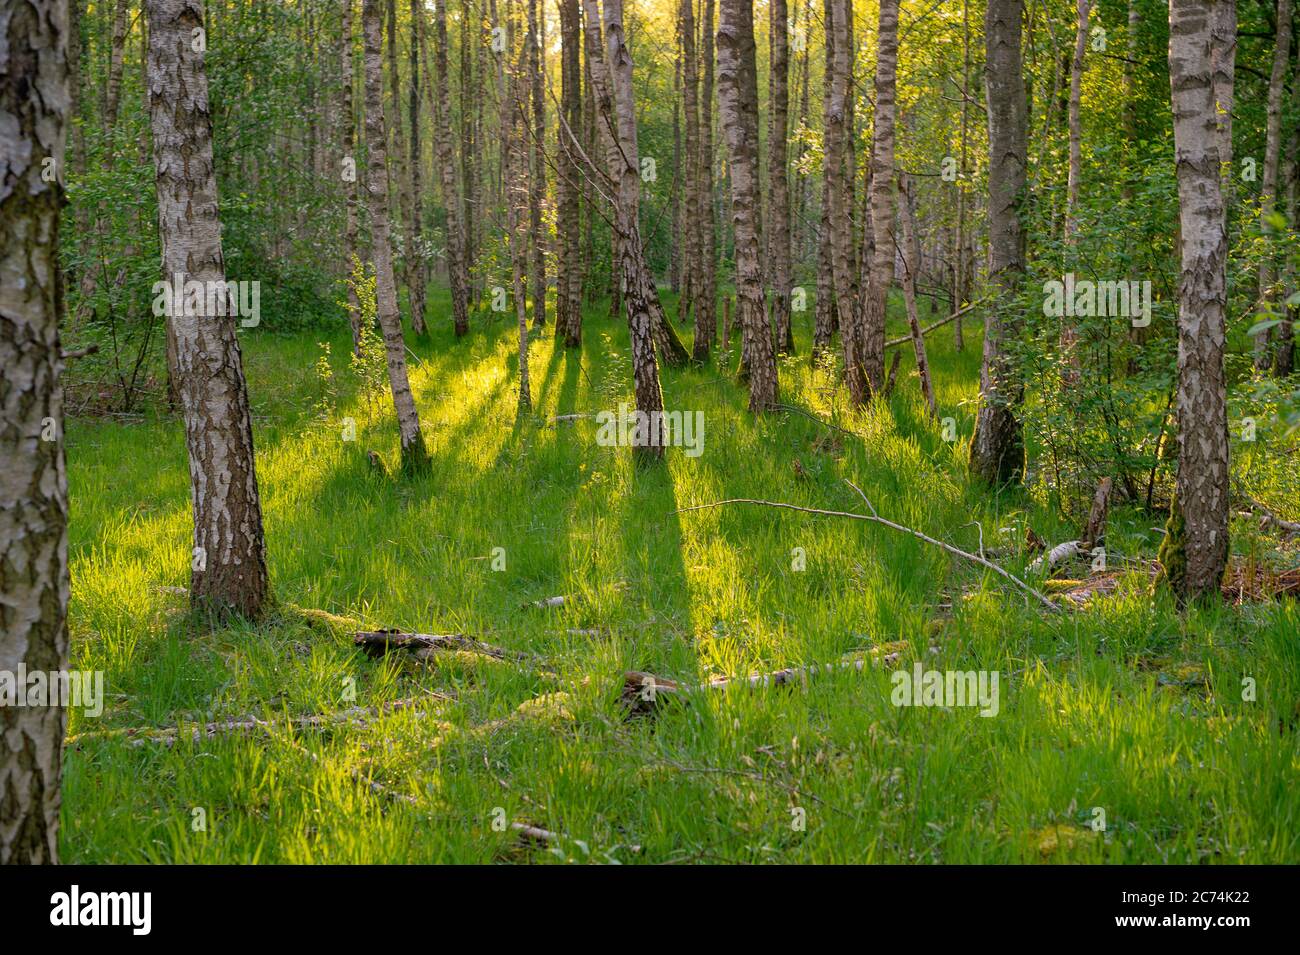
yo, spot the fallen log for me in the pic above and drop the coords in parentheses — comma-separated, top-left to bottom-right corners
(510, 822, 560, 846)
(1028, 540, 1081, 575)
(621, 644, 931, 715)
(354, 630, 529, 662)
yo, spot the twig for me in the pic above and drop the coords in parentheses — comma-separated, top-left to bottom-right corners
(675, 484, 1058, 611)
(68, 697, 444, 748)
(774, 404, 862, 438)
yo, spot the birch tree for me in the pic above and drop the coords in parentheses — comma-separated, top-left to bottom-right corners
(406, 0, 427, 336)
(556, 0, 583, 346)
(694, 0, 718, 359)
(860, 0, 899, 397)
(1159, 0, 1230, 602)
(825, 0, 863, 399)
(385, 0, 425, 334)
(0, 0, 72, 864)
(338, 0, 362, 352)
(528, 0, 546, 327)
(678, 0, 702, 336)
(969, 0, 1028, 485)
(583, 0, 667, 459)
(813, 0, 837, 361)
(1060, 0, 1092, 376)
(1256, 0, 1291, 370)
(768, 0, 793, 354)
(361, 0, 430, 471)
(507, 26, 532, 414)
(717, 0, 778, 410)
(145, 0, 270, 617)
(432, 0, 469, 337)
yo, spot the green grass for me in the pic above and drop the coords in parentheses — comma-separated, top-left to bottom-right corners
(61, 289, 1300, 863)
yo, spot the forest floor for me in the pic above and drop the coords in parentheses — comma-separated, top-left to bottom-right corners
(61, 290, 1300, 863)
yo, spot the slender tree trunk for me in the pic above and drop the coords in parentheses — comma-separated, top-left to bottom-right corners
(969, 0, 1028, 485)
(899, 174, 936, 417)
(1060, 0, 1091, 376)
(1064, 0, 1090, 244)
(339, 0, 363, 353)
(825, 0, 863, 400)
(460, 0, 479, 305)
(362, 0, 430, 471)
(528, 0, 547, 327)
(790, 0, 812, 264)
(145, 0, 270, 617)
(0, 0, 71, 865)
(697, 0, 718, 350)
(431, 0, 468, 336)
(717, 0, 778, 410)
(405, 0, 427, 335)
(507, 32, 532, 413)
(956, 0, 967, 356)
(1125, 0, 1145, 360)
(813, 0, 836, 361)
(557, 0, 583, 346)
(768, 0, 793, 353)
(952, 0, 971, 352)
(599, 0, 689, 366)
(678, 0, 701, 341)
(860, 0, 899, 397)
(382, 0, 422, 334)
(672, 50, 682, 296)
(1210, 0, 1235, 218)
(1276, 42, 1300, 376)
(583, 0, 666, 460)
(1160, 0, 1230, 603)
(104, 0, 130, 141)
(1257, 0, 1291, 370)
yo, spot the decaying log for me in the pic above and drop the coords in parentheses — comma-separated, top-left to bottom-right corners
(1028, 540, 1081, 574)
(354, 629, 528, 662)
(510, 822, 560, 845)
(621, 645, 931, 715)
